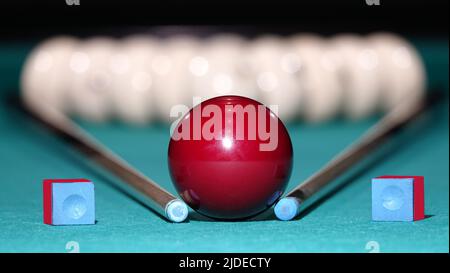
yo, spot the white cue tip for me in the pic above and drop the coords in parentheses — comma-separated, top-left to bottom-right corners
(274, 197, 301, 221)
(165, 199, 189, 223)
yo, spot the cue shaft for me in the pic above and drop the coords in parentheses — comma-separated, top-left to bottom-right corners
(24, 104, 186, 222)
(287, 99, 429, 203)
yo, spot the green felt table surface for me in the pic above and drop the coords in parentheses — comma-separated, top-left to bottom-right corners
(0, 38, 448, 253)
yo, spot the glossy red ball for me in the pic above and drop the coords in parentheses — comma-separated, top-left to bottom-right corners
(168, 96, 293, 220)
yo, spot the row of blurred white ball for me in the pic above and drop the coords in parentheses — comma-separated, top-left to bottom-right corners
(21, 32, 426, 124)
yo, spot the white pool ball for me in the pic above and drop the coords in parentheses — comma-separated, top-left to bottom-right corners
(151, 36, 199, 123)
(191, 34, 258, 102)
(68, 37, 118, 122)
(246, 35, 304, 122)
(109, 35, 159, 125)
(290, 34, 343, 123)
(21, 36, 78, 113)
(368, 32, 426, 111)
(330, 34, 381, 120)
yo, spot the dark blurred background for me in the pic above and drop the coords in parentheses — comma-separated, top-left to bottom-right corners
(0, 0, 448, 40)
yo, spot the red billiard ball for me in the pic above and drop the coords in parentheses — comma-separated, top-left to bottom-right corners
(168, 96, 293, 220)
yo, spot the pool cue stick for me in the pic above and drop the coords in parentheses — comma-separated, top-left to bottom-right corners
(23, 103, 188, 223)
(274, 97, 433, 221)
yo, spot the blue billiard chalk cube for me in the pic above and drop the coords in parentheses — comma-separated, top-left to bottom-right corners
(372, 176, 425, 222)
(43, 179, 95, 225)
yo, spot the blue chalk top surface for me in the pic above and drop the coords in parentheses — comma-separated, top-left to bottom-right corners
(372, 178, 414, 221)
(52, 181, 95, 225)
